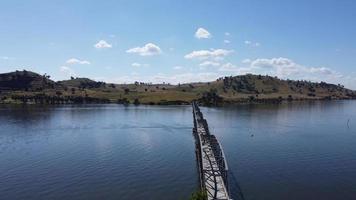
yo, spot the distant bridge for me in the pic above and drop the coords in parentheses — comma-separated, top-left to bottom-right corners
(192, 102, 231, 200)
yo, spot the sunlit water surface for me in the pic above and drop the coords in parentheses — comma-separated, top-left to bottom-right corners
(1, 101, 356, 200)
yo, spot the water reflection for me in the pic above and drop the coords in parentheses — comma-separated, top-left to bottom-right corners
(0, 104, 197, 200)
(206, 100, 356, 200)
(1, 101, 356, 200)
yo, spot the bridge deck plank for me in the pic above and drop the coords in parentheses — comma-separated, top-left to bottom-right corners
(194, 104, 230, 200)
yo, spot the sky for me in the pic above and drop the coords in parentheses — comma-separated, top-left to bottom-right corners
(1, 0, 356, 89)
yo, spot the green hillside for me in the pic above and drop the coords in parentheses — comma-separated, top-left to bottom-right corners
(0, 70, 355, 105)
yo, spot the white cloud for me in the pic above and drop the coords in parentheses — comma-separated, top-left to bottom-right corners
(131, 63, 141, 67)
(219, 63, 253, 74)
(224, 40, 231, 44)
(131, 62, 150, 67)
(84, 57, 356, 89)
(126, 43, 162, 56)
(94, 40, 112, 49)
(310, 67, 334, 75)
(60, 66, 75, 77)
(66, 58, 91, 65)
(245, 40, 260, 47)
(173, 66, 183, 70)
(251, 58, 299, 76)
(199, 61, 221, 67)
(219, 63, 238, 71)
(107, 72, 220, 85)
(195, 28, 212, 39)
(225, 32, 230, 36)
(209, 58, 345, 86)
(242, 59, 251, 64)
(184, 49, 233, 60)
(1, 56, 14, 60)
(149, 72, 218, 84)
(53, 52, 356, 89)
(249, 57, 341, 81)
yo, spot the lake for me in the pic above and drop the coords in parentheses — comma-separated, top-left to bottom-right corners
(1, 101, 356, 200)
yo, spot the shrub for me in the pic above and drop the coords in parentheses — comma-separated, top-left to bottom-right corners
(133, 98, 140, 105)
(189, 190, 207, 200)
(124, 88, 130, 94)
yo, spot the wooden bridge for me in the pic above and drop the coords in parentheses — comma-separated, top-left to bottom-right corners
(192, 102, 231, 200)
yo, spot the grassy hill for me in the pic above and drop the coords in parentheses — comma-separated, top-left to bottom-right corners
(0, 70, 355, 105)
(58, 78, 106, 89)
(0, 70, 58, 91)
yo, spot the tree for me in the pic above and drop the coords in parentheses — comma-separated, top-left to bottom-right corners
(200, 89, 223, 106)
(288, 95, 293, 101)
(56, 91, 63, 96)
(133, 98, 140, 105)
(124, 88, 130, 94)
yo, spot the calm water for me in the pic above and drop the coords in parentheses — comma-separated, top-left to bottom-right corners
(1, 101, 356, 200)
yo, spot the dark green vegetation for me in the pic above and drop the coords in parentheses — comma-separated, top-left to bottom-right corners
(1, 70, 355, 105)
(189, 190, 207, 200)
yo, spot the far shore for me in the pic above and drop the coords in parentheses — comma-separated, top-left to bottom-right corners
(1, 71, 355, 106)
(1, 96, 355, 107)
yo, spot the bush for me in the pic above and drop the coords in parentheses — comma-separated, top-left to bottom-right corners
(124, 88, 130, 94)
(56, 91, 63, 96)
(189, 190, 207, 200)
(199, 89, 223, 106)
(133, 98, 140, 105)
(117, 98, 129, 105)
(288, 95, 293, 101)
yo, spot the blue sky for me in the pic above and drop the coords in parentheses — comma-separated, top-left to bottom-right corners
(1, 0, 356, 88)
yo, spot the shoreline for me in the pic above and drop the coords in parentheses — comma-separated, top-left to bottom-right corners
(1, 97, 355, 107)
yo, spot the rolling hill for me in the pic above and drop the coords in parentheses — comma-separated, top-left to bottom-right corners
(0, 70, 355, 105)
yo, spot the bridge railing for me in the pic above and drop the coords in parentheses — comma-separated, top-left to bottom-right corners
(192, 101, 230, 199)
